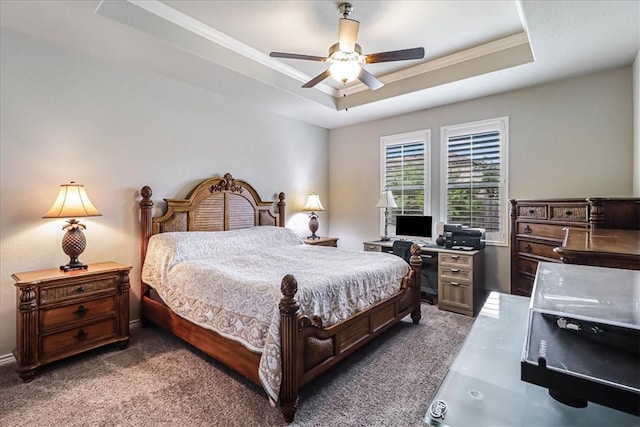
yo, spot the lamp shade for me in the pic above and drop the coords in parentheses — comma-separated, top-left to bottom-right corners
(303, 193, 325, 212)
(375, 189, 397, 209)
(43, 182, 102, 218)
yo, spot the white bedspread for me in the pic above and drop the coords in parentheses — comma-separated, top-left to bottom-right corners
(141, 226, 409, 402)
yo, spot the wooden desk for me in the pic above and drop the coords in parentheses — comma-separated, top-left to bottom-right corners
(363, 240, 485, 316)
(554, 228, 640, 270)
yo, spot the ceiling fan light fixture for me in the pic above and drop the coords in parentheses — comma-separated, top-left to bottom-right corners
(329, 60, 361, 83)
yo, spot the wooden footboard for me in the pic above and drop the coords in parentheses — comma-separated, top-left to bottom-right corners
(278, 245, 422, 422)
(138, 173, 422, 424)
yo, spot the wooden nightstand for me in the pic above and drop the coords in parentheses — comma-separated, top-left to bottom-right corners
(13, 261, 131, 382)
(303, 236, 339, 247)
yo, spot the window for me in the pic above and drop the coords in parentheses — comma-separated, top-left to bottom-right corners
(380, 130, 431, 235)
(441, 117, 508, 246)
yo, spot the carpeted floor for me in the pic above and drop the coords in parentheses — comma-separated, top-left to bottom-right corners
(0, 303, 473, 427)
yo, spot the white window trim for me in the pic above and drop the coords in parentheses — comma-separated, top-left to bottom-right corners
(439, 117, 509, 246)
(379, 129, 431, 237)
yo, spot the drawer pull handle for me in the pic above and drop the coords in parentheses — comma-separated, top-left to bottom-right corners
(450, 282, 461, 286)
(450, 255, 460, 259)
(450, 268, 460, 273)
(75, 329, 88, 342)
(528, 209, 535, 214)
(76, 286, 85, 293)
(524, 244, 532, 253)
(565, 211, 572, 216)
(74, 305, 88, 317)
(524, 225, 532, 234)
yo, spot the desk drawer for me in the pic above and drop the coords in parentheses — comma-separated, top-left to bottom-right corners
(40, 317, 117, 360)
(439, 266, 472, 282)
(439, 253, 473, 268)
(439, 280, 472, 312)
(40, 296, 117, 330)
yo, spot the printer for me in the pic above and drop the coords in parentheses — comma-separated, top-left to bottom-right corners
(443, 224, 485, 250)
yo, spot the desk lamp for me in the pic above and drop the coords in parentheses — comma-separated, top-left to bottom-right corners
(43, 182, 102, 271)
(376, 187, 397, 241)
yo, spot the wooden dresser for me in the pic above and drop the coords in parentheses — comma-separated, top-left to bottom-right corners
(510, 198, 639, 296)
(13, 262, 131, 381)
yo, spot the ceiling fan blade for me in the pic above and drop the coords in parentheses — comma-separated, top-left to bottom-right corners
(302, 69, 332, 88)
(358, 68, 384, 90)
(365, 47, 425, 64)
(270, 52, 327, 62)
(338, 18, 360, 52)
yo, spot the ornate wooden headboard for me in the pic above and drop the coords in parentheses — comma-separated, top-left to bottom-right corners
(139, 172, 286, 264)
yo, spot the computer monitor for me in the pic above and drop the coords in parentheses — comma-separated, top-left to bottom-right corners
(395, 215, 433, 239)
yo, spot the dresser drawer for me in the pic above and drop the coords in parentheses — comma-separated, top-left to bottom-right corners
(549, 204, 588, 222)
(517, 240, 561, 260)
(40, 317, 117, 359)
(40, 276, 117, 305)
(517, 222, 572, 241)
(513, 274, 535, 297)
(439, 266, 472, 282)
(516, 257, 539, 276)
(439, 253, 473, 268)
(40, 296, 117, 330)
(516, 204, 547, 220)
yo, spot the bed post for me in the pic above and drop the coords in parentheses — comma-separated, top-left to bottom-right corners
(140, 186, 153, 299)
(410, 243, 422, 324)
(277, 192, 286, 227)
(279, 274, 300, 423)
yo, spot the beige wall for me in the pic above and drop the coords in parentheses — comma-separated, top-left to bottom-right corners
(0, 29, 329, 357)
(328, 67, 635, 294)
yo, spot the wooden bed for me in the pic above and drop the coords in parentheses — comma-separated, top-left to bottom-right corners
(138, 172, 422, 423)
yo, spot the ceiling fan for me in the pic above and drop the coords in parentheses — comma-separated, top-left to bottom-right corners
(270, 2, 425, 90)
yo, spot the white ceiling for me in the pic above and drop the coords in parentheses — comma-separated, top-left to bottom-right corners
(1, 1, 639, 129)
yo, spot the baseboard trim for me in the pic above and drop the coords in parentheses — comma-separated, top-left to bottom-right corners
(0, 352, 15, 366)
(0, 318, 142, 367)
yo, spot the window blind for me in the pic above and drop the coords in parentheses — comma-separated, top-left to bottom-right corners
(446, 130, 501, 232)
(385, 142, 425, 220)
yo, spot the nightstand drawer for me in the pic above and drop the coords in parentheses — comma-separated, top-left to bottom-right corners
(40, 296, 117, 330)
(40, 317, 117, 359)
(40, 276, 117, 304)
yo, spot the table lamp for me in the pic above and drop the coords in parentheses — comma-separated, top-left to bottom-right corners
(376, 187, 397, 241)
(302, 193, 325, 239)
(43, 182, 102, 271)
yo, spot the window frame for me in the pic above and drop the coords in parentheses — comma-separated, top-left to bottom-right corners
(379, 129, 431, 238)
(439, 117, 509, 246)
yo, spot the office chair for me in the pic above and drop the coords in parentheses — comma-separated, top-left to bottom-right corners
(392, 240, 438, 305)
